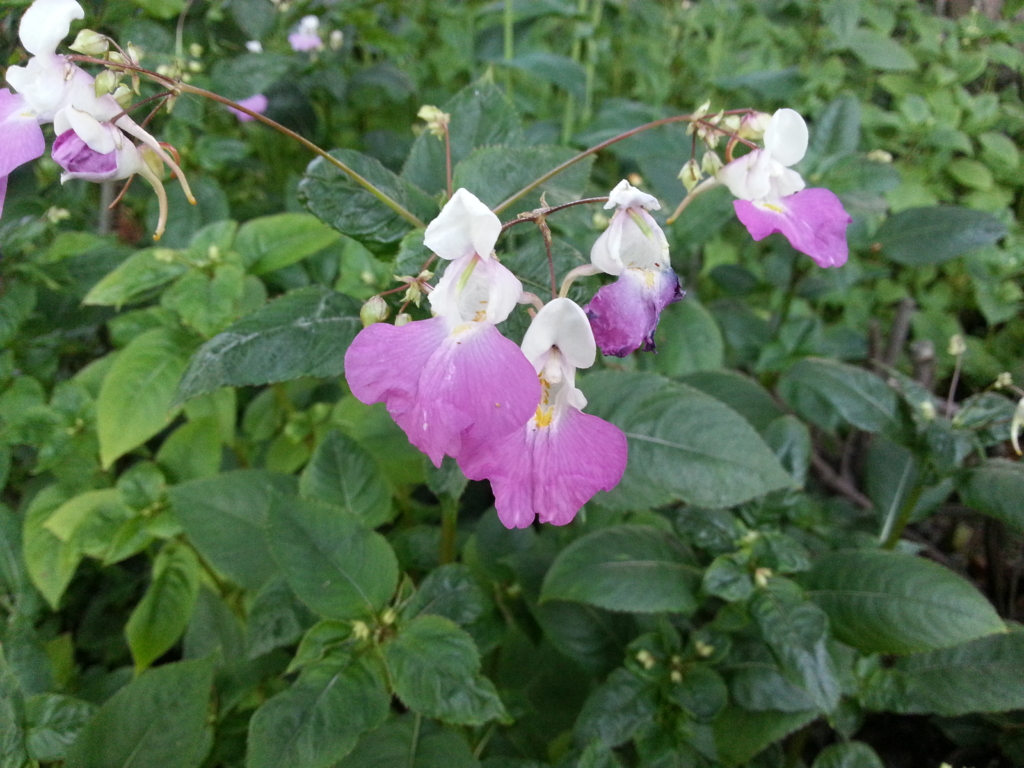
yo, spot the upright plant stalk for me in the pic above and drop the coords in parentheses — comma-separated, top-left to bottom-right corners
(503, 0, 515, 98)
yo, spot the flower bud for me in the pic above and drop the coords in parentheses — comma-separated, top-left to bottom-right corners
(246, 40, 264, 53)
(920, 400, 936, 421)
(188, 61, 202, 73)
(189, 43, 203, 57)
(694, 640, 714, 658)
(351, 620, 371, 641)
(112, 84, 134, 109)
(1012, 397, 1024, 455)
(738, 111, 771, 141)
(996, 372, 1012, 389)
(45, 207, 71, 223)
(635, 649, 656, 670)
(754, 567, 773, 588)
(395, 313, 413, 327)
(403, 282, 423, 307)
(867, 149, 893, 163)
(94, 69, 118, 97)
(669, 669, 683, 684)
(127, 43, 143, 63)
(592, 211, 609, 231)
(701, 151, 723, 176)
(329, 29, 344, 49)
(947, 333, 966, 356)
(69, 29, 109, 56)
(678, 158, 702, 192)
(721, 114, 742, 134)
(360, 295, 390, 326)
(417, 105, 450, 138)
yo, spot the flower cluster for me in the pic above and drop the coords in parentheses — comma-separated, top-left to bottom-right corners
(2, 0, 192, 237)
(345, 188, 629, 529)
(679, 107, 852, 268)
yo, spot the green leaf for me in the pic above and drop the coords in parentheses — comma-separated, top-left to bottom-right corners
(581, 373, 792, 509)
(175, 287, 361, 403)
(23, 487, 81, 610)
(162, 263, 246, 338)
(338, 714, 479, 768)
(777, 358, 897, 433)
(0, 649, 27, 768)
(874, 206, 1007, 266)
(504, 52, 587, 101)
(156, 417, 223, 482)
(653, 301, 724, 377)
(712, 706, 816, 767)
(680, 369, 785, 432)
(126, 541, 202, 671)
(268, 494, 398, 620)
(96, 327, 193, 468)
(383, 615, 508, 725)
(574, 668, 658, 747)
(453, 145, 595, 217)
(0, 504, 29, 600)
(861, 630, 1024, 715)
(811, 742, 885, 768)
(403, 563, 486, 626)
(848, 29, 917, 71)
(246, 658, 390, 768)
(806, 550, 1005, 655)
(235, 213, 341, 275)
(541, 526, 698, 614)
(43, 488, 139, 563)
(299, 149, 438, 251)
(170, 470, 294, 591)
(403, 78, 523, 196)
(957, 459, 1024, 532)
(82, 248, 186, 308)
(210, 52, 292, 101)
(947, 158, 994, 191)
(300, 430, 393, 528)
(24, 694, 95, 762)
(750, 579, 840, 714)
(764, 415, 812, 487)
(806, 96, 862, 166)
(64, 658, 213, 768)
(246, 577, 311, 659)
(129, 0, 185, 20)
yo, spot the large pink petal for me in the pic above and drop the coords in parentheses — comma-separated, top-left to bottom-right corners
(344, 318, 539, 466)
(461, 407, 628, 529)
(584, 268, 682, 357)
(415, 323, 540, 464)
(0, 89, 46, 180)
(733, 188, 852, 268)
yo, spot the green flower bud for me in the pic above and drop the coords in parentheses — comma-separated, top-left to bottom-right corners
(360, 296, 390, 327)
(69, 29, 109, 56)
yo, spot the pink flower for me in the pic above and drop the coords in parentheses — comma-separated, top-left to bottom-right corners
(0, 89, 46, 215)
(584, 180, 682, 357)
(51, 108, 144, 183)
(344, 189, 540, 467)
(288, 16, 323, 52)
(717, 108, 852, 268)
(460, 298, 628, 528)
(227, 94, 268, 123)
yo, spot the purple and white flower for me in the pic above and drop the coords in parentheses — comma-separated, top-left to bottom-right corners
(344, 189, 540, 467)
(716, 108, 852, 268)
(460, 298, 628, 528)
(584, 180, 682, 356)
(288, 16, 323, 52)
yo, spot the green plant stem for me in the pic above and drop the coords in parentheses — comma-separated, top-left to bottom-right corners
(408, 712, 422, 768)
(492, 108, 751, 214)
(882, 483, 924, 550)
(70, 56, 426, 229)
(582, 0, 604, 124)
(439, 495, 459, 564)
(560, 0, 590, 144)
(503, 0, 515, 98)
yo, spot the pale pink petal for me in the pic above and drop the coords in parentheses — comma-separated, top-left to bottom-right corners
(584, 268, 682, 357)
(52, 129, 117, 176)
(0, 89, 46, 179)
(288, 32, 322, 51)
(461, 407, 628, 528)
(733, 188, 851, 268)
(228, 94, 268, 122)
(764, 108, 808, 167)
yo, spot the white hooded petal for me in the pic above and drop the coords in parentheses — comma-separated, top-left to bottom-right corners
(716, 149, 774, 201)
(423, 188, 501, 261)
(605, 179, 660, 211)
(592, 206, 670, 273)
(5, 56, 74, 121)
(521, 297, 596, 371)
(20, 0, 84, 57)
(428, 254, 523, 325)
(763, 108, 808, 168)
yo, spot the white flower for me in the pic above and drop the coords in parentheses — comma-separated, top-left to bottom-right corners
(423, 188, 502, 262)
(716, 108, 808, 204)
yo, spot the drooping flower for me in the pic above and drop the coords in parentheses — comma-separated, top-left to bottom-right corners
(227, 94, 269, 123)
(716, 108, 852, 268)
(584, 180, 683, 357)
(0, 89, 47, 215)
(288, 16, 323, 52)
(3, 0, 195, 238)
(460, 298, 628, 528)
(344, 189, 540, 467)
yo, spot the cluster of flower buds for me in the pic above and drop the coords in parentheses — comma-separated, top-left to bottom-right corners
(1, 0, 194, 238)
(678, 105, 853, 268)
(344, 188, 641, 529)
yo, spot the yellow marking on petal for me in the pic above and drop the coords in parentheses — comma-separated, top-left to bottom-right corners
(761, 203, 784, 213)
(474, 310, 487, 322)
(644, 270, 656, 288)
(534, 405, 553, 428)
